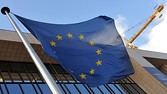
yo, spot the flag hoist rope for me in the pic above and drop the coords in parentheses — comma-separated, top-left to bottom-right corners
(1, 7, 62, 94)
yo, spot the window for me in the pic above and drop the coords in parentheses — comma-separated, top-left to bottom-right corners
(0, 61, 146, 94)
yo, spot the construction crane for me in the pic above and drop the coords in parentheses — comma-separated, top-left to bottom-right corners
(127, 5, 164, 48)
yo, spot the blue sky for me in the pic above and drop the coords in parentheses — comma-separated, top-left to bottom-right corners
(0, 0, 167, 53)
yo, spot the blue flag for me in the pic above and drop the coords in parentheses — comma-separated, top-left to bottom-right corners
(14, 14, 134, 87)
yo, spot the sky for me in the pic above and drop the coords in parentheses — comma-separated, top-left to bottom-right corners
(0, 0, 167, 53)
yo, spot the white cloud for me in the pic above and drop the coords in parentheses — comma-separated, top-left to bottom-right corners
(139, 3, 167, 53)
(86, 15, 128, 46)
(115, 15, 128, 37)
(89, 24, 122, 46)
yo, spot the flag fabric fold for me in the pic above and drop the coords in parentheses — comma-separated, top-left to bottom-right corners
(14, 14, 134, 87)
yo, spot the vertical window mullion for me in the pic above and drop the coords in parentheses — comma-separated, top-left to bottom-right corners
(104, 84, 115, 94)
(7, 71, 13, 83)
(96, 86, 104, 94)
(113, 84, 124, 94)
(128, 77, 146, 94)
(62, 72, 74, 94)
(49, 65, 71, 94)
(25, 63, 43, 94)
(122, 78, 140, 94)
(18, 72, 24, 83)
(8, 62, 14, 83)
(59, 66, 83, 94)
(127, 77, 135, 83)
(118, 80, 133, 94)
(82, 84, 95, 94)
(41, 51, 71, 94)
(73, 84, 82, 94)
(47, 64, 68, 94)
(62, 70, 82, 94)
(0, 84, 4, 94)
(10, 63, 25, 94)
(65, 72, 94, 94)
(21, 63, 38, 94)
(18, 83, 25, 94)
(0, 72, 9, 94)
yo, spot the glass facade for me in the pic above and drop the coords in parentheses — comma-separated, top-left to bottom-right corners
(0, 61, 146, 94)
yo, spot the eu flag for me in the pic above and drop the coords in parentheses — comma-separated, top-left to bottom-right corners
(14, 14, 134, 87)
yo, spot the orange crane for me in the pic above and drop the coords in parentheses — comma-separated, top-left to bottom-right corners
(128, 5, 164, 48)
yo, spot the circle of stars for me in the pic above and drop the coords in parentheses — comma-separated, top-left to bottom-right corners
(49, 33, 103, 80)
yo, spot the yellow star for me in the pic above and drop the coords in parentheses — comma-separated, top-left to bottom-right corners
(80, 73, 86, 79)
(89, 69, 95, 75)
(67, 33, 73, 38)
(96, 49, 102, 55)
(96, 60, 102, 66)
(79, 34, 84, 40)
(89, 40, 95, 46)
(56, 35, 63, 40)
(50, 41, 56, 46)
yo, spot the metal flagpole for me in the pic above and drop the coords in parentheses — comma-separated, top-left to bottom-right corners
(1, 7, 62, 94)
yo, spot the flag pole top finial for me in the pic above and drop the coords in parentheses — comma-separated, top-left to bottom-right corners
(1, 7, 10, 15)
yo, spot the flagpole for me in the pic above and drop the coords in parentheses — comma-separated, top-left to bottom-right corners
(1, 7, 62, 94)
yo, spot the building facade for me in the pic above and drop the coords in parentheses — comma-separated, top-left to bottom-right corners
(0, 30, 166, 94)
